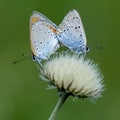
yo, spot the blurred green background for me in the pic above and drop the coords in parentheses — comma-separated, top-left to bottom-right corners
(0, 0, 120, 120)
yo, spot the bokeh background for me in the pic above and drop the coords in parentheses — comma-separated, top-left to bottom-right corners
(0, 0, 120, 120)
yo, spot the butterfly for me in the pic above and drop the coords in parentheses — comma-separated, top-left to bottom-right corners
(30, 11, 60, 63)
(57, 9, 88, 54)
(30, 10, 88, 63)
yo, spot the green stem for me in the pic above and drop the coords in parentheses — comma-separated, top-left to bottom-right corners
(48, 92, 69, 120)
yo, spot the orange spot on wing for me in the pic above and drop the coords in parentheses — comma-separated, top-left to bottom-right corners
(50, 26, 58, 33)
(31, 17, 39, 24)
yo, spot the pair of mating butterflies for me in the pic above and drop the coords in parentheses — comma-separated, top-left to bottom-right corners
(30, 9, 88, 63)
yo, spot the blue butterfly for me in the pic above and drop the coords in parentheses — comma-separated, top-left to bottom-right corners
(57, 9, 89, 54)
(30, 10, 89, 63)
(30, 11, 60, 63)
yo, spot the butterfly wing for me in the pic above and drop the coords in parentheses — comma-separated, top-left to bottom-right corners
(57, 9, 87, 53)
(30, 11, 57, 29)
(30, 12, 60, 62)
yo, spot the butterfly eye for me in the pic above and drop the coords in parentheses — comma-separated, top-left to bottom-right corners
(86, 46, 89, 52)
(32, 54, 36, 61)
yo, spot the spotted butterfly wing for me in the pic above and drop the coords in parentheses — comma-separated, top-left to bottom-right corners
(57, 9, 88, 54)
(30, 11, 60, 63)
(30, 11, 57, 30)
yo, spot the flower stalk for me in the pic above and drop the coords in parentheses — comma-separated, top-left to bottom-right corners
(48, 92, 69, 120)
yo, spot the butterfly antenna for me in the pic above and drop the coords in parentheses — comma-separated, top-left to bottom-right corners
(13, 54, 31, 64)
(88, 44, 103, 50)
(96, 44, 103, 49)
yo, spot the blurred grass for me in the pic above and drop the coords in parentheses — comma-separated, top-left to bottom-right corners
(0, 0, 120, 120)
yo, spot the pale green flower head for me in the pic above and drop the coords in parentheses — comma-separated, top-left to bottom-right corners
(40, 53, 104, 100)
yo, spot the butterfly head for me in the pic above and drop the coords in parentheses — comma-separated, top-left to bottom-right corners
(84, 45, 90, 53)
